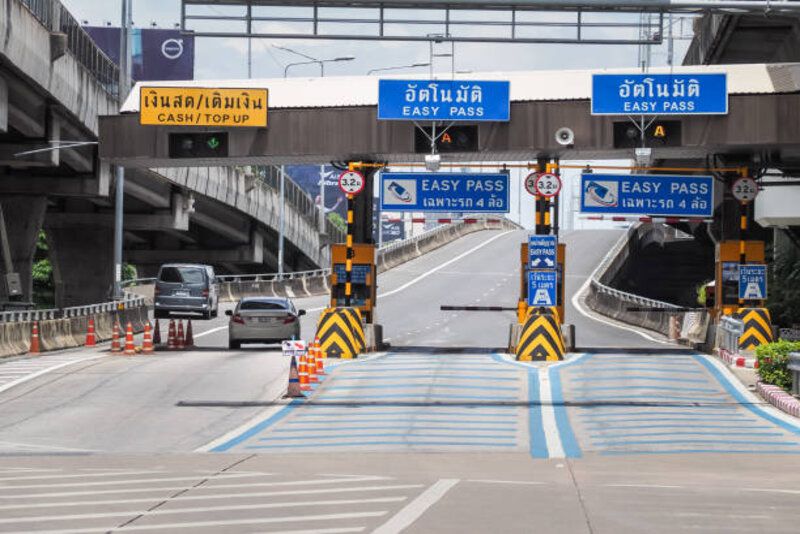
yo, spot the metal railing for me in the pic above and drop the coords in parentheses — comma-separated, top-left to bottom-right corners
(718, 315, 745, 354)
(0, 295, 146, 323)
(590, 223, 682, 311)
(255, 166, 347, 244)
(18, 0, 120, 99)
(216, 269, 330, 283)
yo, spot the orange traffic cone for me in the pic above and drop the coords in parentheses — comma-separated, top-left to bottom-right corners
(167, 319, 177, 350)
(298, 353, 311, 391)
(85, 317, 96, 347)
(123, 322, 136, 355)
(153, 319, 161, 345)
(283, 355, 305, 398)
(110, 321, 122, 352)
(29, 321, 41, 354)
(184, 319, 194, 348)
(314, 340, 325, 375)
(141, 322, 154, 354)
(315, 337, 325, 359)
(307, 346, 318, 383)
(176, 320, 185, 350)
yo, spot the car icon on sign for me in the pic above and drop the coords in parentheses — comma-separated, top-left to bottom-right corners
(388, 181, 413, 203)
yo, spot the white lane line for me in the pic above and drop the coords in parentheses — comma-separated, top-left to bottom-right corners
(568, 234, 674, 345)
(0, 472, 266, 490)
(0, 470, 161, 482)
(10, 512, 389, 534)
(604, 484, 683, 489)
(466, 479, 546, 486)
(538, 371, 565, 458)
(0, 497, 408, 525)
(379, 231, 513, 299)
(0, 355, 107, 396)
(193, 325, 228, 339)
(740, 488, 800, 495)
(372, 479, 459, 534)
(0, 441, 100, 453)
(0, 483, 425, 506)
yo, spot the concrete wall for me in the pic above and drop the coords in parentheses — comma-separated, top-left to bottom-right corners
(0, 305, 149, 359)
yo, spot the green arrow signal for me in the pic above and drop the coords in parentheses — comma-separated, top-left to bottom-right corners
(207, 137, 220, 150)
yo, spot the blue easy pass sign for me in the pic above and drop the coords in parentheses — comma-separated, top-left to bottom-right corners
(380, 172, 509, 213)
(528, 271, 557, 307)
(580, 174, 714, 218)
(378, 80, 510, 121)
(739, 264, 767, 300)
(592, 73, 727, 115)
(529, 235, 557, 269)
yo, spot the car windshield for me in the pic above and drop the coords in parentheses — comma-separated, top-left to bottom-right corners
(239, 301, 288, 311)
(159, 267, 205, 284)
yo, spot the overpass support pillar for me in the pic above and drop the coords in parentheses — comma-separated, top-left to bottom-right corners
(45, 223, 114, 307)
(0, 196, 47, 303)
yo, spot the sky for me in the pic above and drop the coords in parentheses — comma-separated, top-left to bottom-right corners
(62, 1, 695, 79)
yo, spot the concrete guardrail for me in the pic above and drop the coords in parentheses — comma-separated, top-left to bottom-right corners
(583, 223, 711, 346)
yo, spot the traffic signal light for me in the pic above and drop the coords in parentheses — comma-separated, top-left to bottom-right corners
(613, 121, 682, 149)
(168, 132, 229, 158)
(414, 125, 478, 153)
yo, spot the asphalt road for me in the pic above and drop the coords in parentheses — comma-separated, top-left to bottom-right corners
(0, 228, 799, 533)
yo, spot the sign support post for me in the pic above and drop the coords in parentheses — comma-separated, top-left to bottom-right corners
(345, 194, 354, 307)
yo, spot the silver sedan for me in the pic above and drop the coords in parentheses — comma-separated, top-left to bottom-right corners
(226, 297, 305, 349)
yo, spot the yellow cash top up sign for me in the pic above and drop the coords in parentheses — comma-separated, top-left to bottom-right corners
(139, 87, 268, 127)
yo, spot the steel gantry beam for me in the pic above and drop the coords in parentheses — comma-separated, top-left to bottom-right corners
(181, 1, 800, 45)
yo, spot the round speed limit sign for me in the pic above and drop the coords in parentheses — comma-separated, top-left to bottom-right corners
(534, 173, 562, 198)
(338, 170, 365, 196)
(524, 172, 539, 197)
(732, 177, 758, 203)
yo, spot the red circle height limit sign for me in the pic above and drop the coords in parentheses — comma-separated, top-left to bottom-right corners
(338, 170, 365, 196)
(732, 177, 758, 203)
(534, 173, 562, 198)
(524, 172, 539, 196)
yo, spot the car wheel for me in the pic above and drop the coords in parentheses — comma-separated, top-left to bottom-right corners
(212, 308, 218, 318)
(203, 310, 211, 320)
(229, 339, 241, 350)
(154, 310, 167, 319)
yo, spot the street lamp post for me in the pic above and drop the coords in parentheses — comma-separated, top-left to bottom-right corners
(113, 0, 133, 301)
(367, 62, 430, 75)
(283, 56, 355, 78)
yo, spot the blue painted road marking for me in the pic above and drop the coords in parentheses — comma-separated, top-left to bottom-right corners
(556, 352, 800, 456)
(213, 352, 528, 453)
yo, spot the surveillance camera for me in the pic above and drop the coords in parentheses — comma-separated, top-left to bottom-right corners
(555, 127, 575, 147)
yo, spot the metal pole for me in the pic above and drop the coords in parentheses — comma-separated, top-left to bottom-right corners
(345, 195, 354, 307)
(319, 61, 324, 77)
(278, 165, 286, 277)
(319, 164, 326, 234)
(246, 3, 252, 78)
(113, 0, 132, 300)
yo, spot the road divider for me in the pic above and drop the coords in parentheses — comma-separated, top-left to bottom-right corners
(315, 307, 366, 359)
(735, 308, 774, 351)
(515, 308, 565, 361)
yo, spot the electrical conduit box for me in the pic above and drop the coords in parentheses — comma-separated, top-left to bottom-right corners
(330, 243, 376, 323)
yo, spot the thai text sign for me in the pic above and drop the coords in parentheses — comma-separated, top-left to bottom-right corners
(739, 264, 767, 300)
(378, 80, 510, 121)
(380, 172, 509, 213)
(591, 73, 727, 115)
(528, 271, 557, 307)
(580, 174, 714, 218)
(140, 87, 268, 127)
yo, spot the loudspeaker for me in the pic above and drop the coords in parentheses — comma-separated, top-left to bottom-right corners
(555, 127, 575, 146)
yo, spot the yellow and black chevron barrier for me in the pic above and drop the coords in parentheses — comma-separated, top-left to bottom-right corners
(735, 307, 774, 351)
(315, 307, 365, 359)
(516, 307, 565, 362)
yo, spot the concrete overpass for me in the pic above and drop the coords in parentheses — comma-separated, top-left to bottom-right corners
(1, 0, 333, 307)
(684, 12, 800, 65)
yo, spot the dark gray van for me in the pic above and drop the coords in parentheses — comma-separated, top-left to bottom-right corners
(154, 264, 218, 320)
